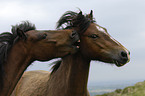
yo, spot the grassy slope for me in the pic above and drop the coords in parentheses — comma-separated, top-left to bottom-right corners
(96, 80, 145, 96)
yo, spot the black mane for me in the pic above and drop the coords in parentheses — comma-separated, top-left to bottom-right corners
(56, 10, 95, 34)
(0, 21, 36, 89)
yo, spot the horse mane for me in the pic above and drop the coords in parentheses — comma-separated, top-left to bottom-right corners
(50, 60, 62, 75)
(0, 21, 36, 89)
(56, 10, 96, 34)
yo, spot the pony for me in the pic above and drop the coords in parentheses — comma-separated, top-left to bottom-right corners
(11, 10, 130, 96)
(0, 21, 79, 96)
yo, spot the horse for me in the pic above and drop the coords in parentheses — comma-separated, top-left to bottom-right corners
(11, 10, 130, 96)
(0, 21, 80, 96)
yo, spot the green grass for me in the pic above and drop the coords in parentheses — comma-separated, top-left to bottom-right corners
(96, 80, 145, 96)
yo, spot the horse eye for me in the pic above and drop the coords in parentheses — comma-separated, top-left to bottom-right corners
(42, 34, 47, 39)
(89, 34, 99, 38)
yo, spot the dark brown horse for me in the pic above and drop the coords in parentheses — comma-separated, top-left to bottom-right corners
(11, 11, 130, 96)
(0, 21, 79, 96)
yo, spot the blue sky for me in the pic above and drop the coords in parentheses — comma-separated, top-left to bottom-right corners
(0, 0, 145, 84)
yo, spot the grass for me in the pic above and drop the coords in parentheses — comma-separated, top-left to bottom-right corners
(96, 80, 145, 96)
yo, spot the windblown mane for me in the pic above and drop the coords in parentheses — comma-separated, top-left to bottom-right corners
(0, 21, 36, 89)
(56, 10, 96, 34)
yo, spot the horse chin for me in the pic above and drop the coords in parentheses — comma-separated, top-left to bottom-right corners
(114, 60, 126, 67)
(71, 47, 79, 54)
(60, 47, 79, 58)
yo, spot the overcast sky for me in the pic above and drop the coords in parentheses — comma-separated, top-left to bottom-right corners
(0, 0, 145, 85)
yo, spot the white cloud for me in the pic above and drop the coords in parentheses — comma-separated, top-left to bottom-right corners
(0, 0, 145, 83)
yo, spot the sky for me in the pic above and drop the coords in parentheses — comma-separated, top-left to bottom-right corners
(0, 0, 145, 85)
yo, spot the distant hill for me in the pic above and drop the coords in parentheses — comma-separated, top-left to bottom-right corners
(96, 80, 145, 96)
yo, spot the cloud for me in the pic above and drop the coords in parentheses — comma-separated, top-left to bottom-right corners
(0, 0, 145, 83)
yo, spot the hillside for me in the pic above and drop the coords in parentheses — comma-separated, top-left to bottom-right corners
(96, 80, 145, 96)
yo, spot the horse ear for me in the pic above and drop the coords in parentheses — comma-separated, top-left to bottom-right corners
(89, 10, 93, 20)
(17, 28, 27, 40)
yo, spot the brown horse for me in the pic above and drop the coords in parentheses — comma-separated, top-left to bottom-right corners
(0, 21, 79, 96)
(11, 10, 130, 96)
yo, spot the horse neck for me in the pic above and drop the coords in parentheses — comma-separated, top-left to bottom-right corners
(1, 41, 33, 96)
(47, 52, 90, 96)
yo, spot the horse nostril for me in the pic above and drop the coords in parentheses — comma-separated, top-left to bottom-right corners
(121, 51, 127, 58)
(70, 31, 77, 38)
(70, 32, 76, 38)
